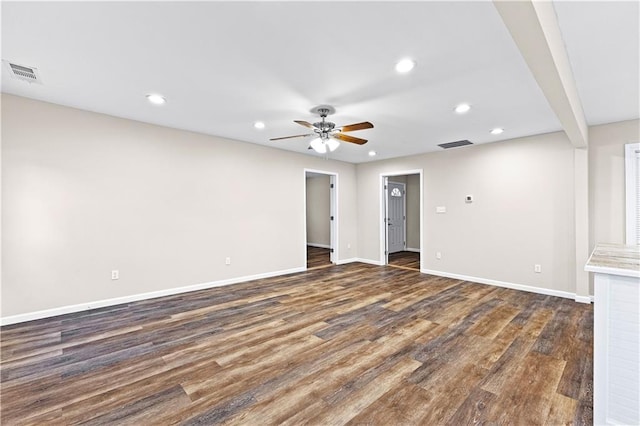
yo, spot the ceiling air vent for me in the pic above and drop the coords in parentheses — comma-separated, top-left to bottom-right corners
(4, 61, 42, 84)
(438, 140, 473, 149)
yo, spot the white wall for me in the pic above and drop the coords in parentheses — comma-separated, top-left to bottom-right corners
(358, 132, 576, 293)
(306, 175, 330, 246)
(588, 119, 640, 295)
(589, 119, 640, 247)
(1, 95, 357, 317)
(3, 93, 637, 319)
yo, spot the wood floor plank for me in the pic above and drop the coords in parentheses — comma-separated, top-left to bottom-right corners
(184, 334, 327, 400)
(307, 246, 331, 269)
(382, 277, 457, 312)
(479, 307, 554, 394)
(445, 386, 499, 426)
(80, 384, 192, 426)
(388, 251, 420, 270)
(309, 357, 421, 425)
(0, 262, 593, 425)
(217, 341, 385, 425)
(347, 382, 433, 425)
(482, 351, 567, 424)
(213, 321, 328, 367)
(466, 304, 520, 339)
(0, 352, 170, 422)
(166, 329, 375, 423)
(409, 334, 491, 424)
(545, 392, 579, 426)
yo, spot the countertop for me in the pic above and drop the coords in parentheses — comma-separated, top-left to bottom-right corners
(585, 243, 640, 279)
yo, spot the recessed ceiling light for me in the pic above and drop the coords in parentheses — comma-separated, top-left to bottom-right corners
(368, 150, 377, 157)
(254, 121, 265, 129)
(454, 103, 471, 114)
(146, 94, 166, 105)
(490, 127, 504, 135)
(395, 58, 416, 73)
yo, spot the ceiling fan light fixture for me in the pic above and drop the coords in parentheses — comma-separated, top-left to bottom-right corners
(326, 138, 340, 152)
(310, 138, 327, 154)
(395, 58, 416, 73)
(368, 150, 377, 157)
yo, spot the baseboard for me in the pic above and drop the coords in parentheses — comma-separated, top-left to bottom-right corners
(421, 268, 577, 300)
(405, 248, 421, 253)
(354, 258, 384, 266)
(307, 243, 331, 249)
(330, 257, 383, 266)
(574, 295, 594, 304)
(336, 257, 358, 265)
(0, 266, 306, 326)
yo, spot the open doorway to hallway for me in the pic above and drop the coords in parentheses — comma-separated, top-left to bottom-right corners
(382, 172, 422, 272)
(305, 170, 337, 269)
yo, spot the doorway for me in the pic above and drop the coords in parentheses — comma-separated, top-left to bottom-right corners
(305, 170, 337, 269)
(381, 171, 423, 271)
(386, 181, 406, 254)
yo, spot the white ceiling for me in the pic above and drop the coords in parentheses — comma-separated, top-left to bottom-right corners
(2, 1, 638, 163)
(554, 1, 639, 126)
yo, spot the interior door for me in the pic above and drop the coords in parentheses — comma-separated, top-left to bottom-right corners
(387, 181, 406, 254)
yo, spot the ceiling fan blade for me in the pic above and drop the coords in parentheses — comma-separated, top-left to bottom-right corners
(269, 133, 314, 141)
(294, 120, 316, 129)
(333, 133, 368, 145)
(339, 121, 374, 132)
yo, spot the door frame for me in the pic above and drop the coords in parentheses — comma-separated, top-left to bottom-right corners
(379, 169, 423, 269)
(304, 169, 338, 267)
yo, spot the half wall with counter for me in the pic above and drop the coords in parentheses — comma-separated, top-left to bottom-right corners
(586, 243, 640, 425)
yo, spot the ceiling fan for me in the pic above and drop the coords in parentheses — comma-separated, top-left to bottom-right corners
(270, 105, 374, 154)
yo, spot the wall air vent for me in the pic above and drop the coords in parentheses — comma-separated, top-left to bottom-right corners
(438, 140, 473, 149)
(4, 61, 42, 84)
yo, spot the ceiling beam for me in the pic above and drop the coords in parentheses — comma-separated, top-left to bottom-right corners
(494, 0, 588, 148)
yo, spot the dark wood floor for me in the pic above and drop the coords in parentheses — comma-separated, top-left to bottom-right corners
(388, 250, 420, 271)
(307, 245, 331, 269)
(0, 263, 593, 425)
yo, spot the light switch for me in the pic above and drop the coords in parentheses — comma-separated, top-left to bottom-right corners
(436, 206, 446, 213)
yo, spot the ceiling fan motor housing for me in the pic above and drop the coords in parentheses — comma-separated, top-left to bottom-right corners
(314, 121, 335, 132)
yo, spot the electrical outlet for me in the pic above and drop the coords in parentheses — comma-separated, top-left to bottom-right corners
(111, 270, 119, 280)
(225, 257, 231, 265)
(436, 252, 442, 260)
(534, 264, 542, 273)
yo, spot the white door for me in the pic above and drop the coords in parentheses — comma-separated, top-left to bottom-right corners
(387, 181, 406, 254)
